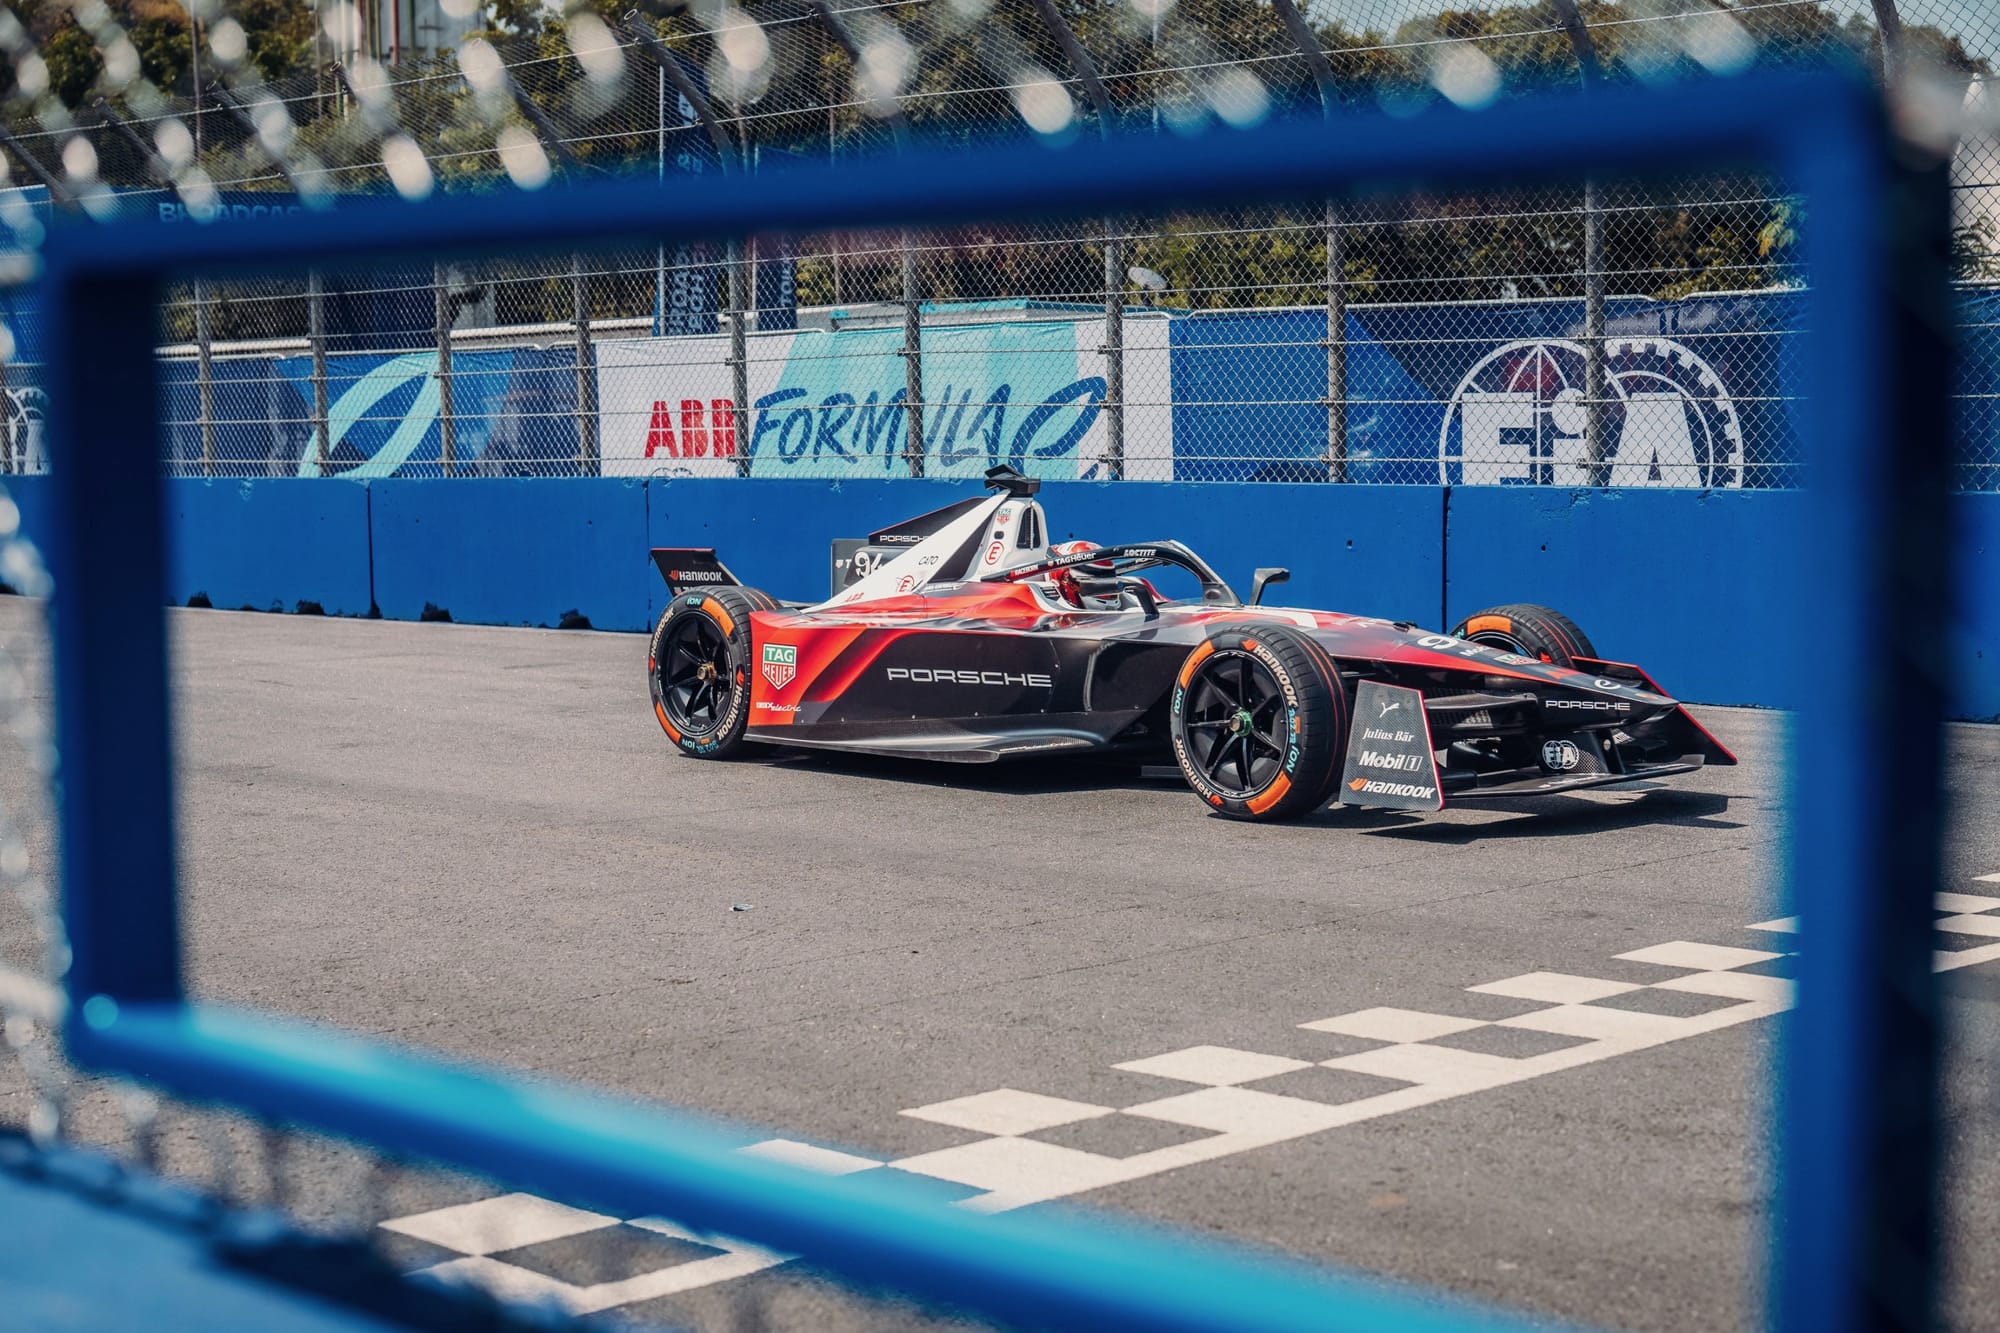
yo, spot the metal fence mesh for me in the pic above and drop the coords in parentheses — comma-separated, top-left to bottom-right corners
(0, 486, 1025, 1329)
(0, 1, 1991, 484)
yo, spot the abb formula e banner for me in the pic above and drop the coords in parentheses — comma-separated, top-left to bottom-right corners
(598, 316, 1174, 479)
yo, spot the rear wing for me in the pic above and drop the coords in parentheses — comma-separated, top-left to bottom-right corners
(651, 548, 741, 595)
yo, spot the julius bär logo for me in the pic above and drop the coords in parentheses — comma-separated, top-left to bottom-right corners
(761, 643, 797, 689)
(1438, 337, 1743, 488)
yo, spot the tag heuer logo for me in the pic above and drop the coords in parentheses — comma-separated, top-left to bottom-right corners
(761, 643, 797, 689)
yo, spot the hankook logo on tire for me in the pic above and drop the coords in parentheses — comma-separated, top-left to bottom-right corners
(1439, 337, 1743, 488)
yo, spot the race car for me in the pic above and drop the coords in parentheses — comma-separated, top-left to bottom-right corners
(646, 467, 1732, 821)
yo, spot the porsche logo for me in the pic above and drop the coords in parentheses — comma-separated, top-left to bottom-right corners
(762, 643, 797, 689)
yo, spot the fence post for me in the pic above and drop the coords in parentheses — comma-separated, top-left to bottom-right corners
(1550, 0, 1609, 483)
(1871, 0, 1905, 88)
(1266, 0, 1348, 483)
(434, 264, 455, 477)
(1325, 203, 1347, 483)
(1582, 178, 1609, 484)
(0, 339, 12, 475)
(902, 237, 925, 477)
(727, 240, 750, 479)
(803, 1, 924, 478)
(572, 253, 597, 474)
(194, 279, 215, 477)
(308, 271, 329, 475)
(1102, 230, 1124, 479)
(1024, 0, 1120, 478)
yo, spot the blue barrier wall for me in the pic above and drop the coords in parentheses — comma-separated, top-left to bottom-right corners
(1958, 495, 2000, 721)
(166, 479, 373, 616)
(370, 478, 651, 630)
(1444, 488, 1806, 709)
(4, 476, 1998, 718)
(5, 476, 373, 616)
(2, 475, 52, 578)
(1446, 489, 2000, 720)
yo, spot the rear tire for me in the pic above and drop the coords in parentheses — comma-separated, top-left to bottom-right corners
(1170, 625, 1350, 822)
(1450, 603, 1597, 669)
(649, 586, 767, 758)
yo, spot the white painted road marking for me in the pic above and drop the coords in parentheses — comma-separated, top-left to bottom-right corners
(1614, 940, 1781, 971)
(383, 1193, 613, 1256)
(1656, 970, 1796, 1005)
(738, 1138, 884, 1176)
(380, 883, 2000, 1315)
(901, 1087, 1113, 1135)
(1112, 1045, 1313, 1085)
(1299, 1006, 1492, 1041)
(1467, 972, 1643, 1004)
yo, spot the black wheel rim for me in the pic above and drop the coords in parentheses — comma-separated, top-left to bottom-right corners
(659, 614, 734, 735)
(1182, 652, 1288, 798)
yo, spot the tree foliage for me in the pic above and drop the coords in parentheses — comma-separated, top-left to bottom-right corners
(13, 0, 1995, 330)
(0, 0, 316, 105)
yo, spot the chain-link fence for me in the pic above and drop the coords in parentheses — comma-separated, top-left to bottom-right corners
(4, 484, 1036, 1329)
(0, 1, 1992, 484)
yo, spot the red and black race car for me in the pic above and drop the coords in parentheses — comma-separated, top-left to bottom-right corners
(647, 468, 1732, 821)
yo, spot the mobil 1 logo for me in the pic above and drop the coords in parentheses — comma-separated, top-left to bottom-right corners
(1338, 681, 1443, 811)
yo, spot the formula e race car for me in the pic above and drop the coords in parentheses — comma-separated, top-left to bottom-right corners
(646, 468, 1732, 821)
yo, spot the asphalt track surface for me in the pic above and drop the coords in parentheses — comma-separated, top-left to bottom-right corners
(5, 601, 2000, 1332)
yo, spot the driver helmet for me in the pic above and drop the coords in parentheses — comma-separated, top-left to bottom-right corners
(1047, 540, 1119, 609)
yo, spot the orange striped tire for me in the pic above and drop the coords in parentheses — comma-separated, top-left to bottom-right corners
(648, 586, 767, 758)
(1450, 603, 1598, 669)
(1169, 625, 1350, 822)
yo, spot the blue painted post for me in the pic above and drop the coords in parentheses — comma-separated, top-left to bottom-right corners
(44, 266, 184, 1008)
(1774, 102, 1950, 1333)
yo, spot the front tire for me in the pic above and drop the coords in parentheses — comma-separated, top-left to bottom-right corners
(1170, 625, 1350, 821)
(649, 586, 766, 758)
(1450, 603, 1597, 669)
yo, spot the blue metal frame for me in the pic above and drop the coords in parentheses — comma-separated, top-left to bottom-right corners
(38, 69, 1937, 1331)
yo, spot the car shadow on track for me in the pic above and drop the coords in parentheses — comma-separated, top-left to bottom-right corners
(1312, 788, 1744, 842)
(759, 748, 1169, 795)
(759, 748, 1743, 839)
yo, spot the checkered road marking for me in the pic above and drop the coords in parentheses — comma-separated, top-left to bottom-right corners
(378, 882, 2000, 1316)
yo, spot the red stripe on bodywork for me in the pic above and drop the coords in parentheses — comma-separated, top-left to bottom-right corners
(808, 628, 918, 703)
(747, 623, 871, 726)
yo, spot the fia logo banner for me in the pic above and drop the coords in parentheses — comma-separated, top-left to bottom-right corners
(1438, 337, 1743, 488)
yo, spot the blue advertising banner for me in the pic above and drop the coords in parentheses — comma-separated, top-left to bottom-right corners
(755, 247, 798, 333)
(1170, 292, 1807, 486)
(1958, 288, 2000, 493)
(266, 348, 581, 476)
(152, 348, 582, 477)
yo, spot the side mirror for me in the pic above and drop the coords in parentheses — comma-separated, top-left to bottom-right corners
(1249, 567, 1290, 606)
